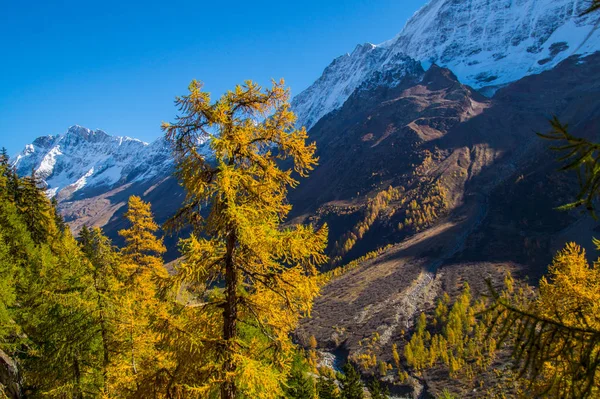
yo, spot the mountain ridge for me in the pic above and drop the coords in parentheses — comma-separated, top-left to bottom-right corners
(12, 125, 174, 200)
(292, 0, 600, 130)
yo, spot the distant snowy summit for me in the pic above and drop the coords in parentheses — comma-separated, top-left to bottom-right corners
(13, 125, 174, 199)
(292, 0, 600, 130)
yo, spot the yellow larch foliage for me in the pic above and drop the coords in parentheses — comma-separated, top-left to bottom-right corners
(162, 79, 328, 398)
(111, 196, 172, 396)
(333, 186, 400, 261)
(402, 179, 446, 233)
(538, 243, 600, 324)
(527, 242, 600, 397)
(392, 343, 400, 369)
(308, 335, 319, 371)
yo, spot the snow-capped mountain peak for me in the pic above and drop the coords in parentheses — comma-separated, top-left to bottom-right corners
(291, 45, 420, 130)
(292, 0, 600, 130)
(385, 0, 599, 89)
(13, 125, 173, 199)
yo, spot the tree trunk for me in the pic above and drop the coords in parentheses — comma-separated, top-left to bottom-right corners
(221, 231, 238, 399)
(74, 356, 83, 399)
(131, 325, 138, 376)
(93, 272, 111, 393)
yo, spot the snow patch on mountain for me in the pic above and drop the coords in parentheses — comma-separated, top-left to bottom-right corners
(293, 0, 600, 130)
(37, 145, 63, 178)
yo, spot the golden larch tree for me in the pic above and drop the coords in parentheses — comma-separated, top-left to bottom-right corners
(115, 195, 171, 395)
(489, 242, 600, 398)
(162, 79, 328, 398)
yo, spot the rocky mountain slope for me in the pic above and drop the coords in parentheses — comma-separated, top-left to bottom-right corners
(294, 53, 600, 397)
(292, 0, 600, 130)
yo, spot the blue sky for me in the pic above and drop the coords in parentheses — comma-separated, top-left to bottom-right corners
(0, 0, 426, 155)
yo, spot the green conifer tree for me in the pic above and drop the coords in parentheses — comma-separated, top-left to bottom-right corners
(50, 197, 67, 233)
(316, 368, 340, 399)
(339, 363, 363, 399)
(367, 379, 389, 399)
(285, 355, 316, 399)
(79, 227, 122, 395)
(15, 171, 52, 243)
(1, 179, 108, 397)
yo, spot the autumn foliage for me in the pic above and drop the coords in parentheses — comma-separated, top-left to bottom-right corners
(161, 79, 328, 398)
